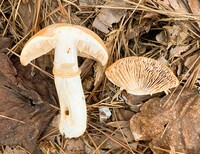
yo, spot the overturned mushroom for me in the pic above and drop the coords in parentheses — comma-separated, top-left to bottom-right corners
(105, 56, 179, 95)
(20, 23, 108, 138)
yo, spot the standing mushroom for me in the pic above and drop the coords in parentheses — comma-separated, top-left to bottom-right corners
(20, 23, 108, 138)
(105, 56, 179, 95)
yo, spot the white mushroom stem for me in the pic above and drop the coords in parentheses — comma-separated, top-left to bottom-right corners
(52, 33, 87, 138)
(54, 76, 87, 138)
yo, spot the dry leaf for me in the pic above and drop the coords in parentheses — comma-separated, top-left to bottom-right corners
(143, 12, 159, 19)
(169, 45, 190, 58)
(94, 62, 105, 86)
(0, 83, 56, 153)
(118, 109, 134, 121)
(167, 0, 188, 13)
(146, 0, 171, 9)
(84, 138, 108, 154)
(164, 25, 188, 47)
(126, 12, 158, 40)
(184, 54, 200, 86)
(188, 0, 200, 28)
(130, 87, 200, 153)
(107, 120, 129, 128)
(126, 26, 140, 40)
(0, 37, 12, 53)
(156, 25, 188, 48)
(122, 91, 157, 113)
(2, 146, 27, 154)
(92, 124, 135, 150)
(158, 56, 169, 66)
(156, 31, 168, 46)
(64, 138, 85, 153)
(18, 1, 34, 35)
(35, 54, 54, 72)
(0, 53, 57, 153)
(104, 127, 134, 148)
(82, 76, 94, 91)
(0, 53, 17, 85)
(92, 0, 126, 33)
(177, 62, 183, 77)
(184, 53, 199, 69)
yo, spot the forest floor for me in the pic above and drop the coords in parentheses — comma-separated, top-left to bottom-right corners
(0, 0, 200, 154)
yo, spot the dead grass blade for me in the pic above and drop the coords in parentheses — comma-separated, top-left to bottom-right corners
(153, 146, 187, 154)
(88, 123, 136, 153)
(0, 114, 25, 123)
(38, 128, 59, 142)
(113, 109, 135, 153)
(124, 0, 200, 20)
(163, 55, 200, 108)
(86, 131, 101, 154)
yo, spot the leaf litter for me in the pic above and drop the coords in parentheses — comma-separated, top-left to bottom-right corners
(130, 87, 200, 154)
(0, 0, 200, 153)
(0, 47, 57, 153)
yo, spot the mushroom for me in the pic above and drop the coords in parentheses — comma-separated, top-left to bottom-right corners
(105, 56, 179, 95)
(20, 23, 108, 138)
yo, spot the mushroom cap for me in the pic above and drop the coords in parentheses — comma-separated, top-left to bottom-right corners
(105, 56, 179, 95)
(20, 23, 108, 66)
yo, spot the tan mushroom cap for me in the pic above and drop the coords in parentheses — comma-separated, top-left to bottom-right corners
(20, 23, 108, 66)
(105, 56, 179, 95)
